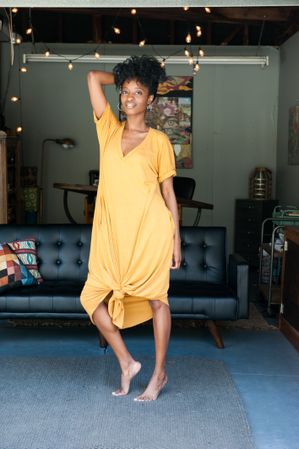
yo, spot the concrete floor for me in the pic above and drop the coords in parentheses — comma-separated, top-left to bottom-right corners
(0, 316, 298, 449)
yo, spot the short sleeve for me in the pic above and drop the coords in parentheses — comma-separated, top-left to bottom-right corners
(157, 134, 177, 183)
(93, 102, 120, 152)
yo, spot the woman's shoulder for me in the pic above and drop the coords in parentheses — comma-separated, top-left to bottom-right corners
(149, 127, 171, 142)
(93, 101, 121, 127)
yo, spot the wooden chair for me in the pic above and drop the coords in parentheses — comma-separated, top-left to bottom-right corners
(173, 176, 213, 225)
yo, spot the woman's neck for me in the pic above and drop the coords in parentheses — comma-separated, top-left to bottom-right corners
(124, 115, 149, 132)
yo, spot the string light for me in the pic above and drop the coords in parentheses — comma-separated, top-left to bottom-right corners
(185, 33, 192, 44)
(11, 7, 18, 13)
(196, 26, 202, 37)
(16, 126, 22, 133)
(205, 7, 211, 14)
(15, 36, 22, 44)
(11, 7, 207, 77)
(10, 96, 20, 102)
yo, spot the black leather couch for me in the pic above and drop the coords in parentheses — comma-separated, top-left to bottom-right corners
(0, 224, 249, 348)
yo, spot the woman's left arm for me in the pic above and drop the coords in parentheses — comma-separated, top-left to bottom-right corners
(161, 177, 181, 270)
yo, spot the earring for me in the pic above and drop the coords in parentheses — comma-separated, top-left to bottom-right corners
(146, 104, 152, 112)
(117, 102, 123, 112)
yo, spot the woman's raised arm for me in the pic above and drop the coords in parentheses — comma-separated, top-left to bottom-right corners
(87, 71, 115, 120)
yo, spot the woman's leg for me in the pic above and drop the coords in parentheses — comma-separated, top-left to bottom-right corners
(134, 300, 171, 401)
(92, 301, 141, 396)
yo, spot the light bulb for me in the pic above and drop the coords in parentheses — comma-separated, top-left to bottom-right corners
(199, 49, 205, 57)
(196, 29, 202, 37)
(131, 9, 137, 15)
(188, 56, 194, 65)
(139, 39, 145, 47)
(20, 67, 28, 73)
(16, 37, 22, 44)
(160, 60, 165, 68)
(205, 7, 211, 14)
(185, 33, 192, 44)
(183, 7, 189, 11)
(184, 48, 190, 57)
(194, 63, 200, 72)
(16, 126, 22, 133)
(12, 7, 18, 13)
(10, 96, 20, 102)
(68, 62, 73, 71)
(26, 27, 32, 35)
(95, 51, 100, 59)
(113, 27, 121, 35)
(45, 50, 50, 57)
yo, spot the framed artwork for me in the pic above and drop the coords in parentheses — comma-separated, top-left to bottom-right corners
(288, 105, 299, 165)
(146, 76, 193, 168)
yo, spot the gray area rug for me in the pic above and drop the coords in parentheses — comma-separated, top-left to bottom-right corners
(0, 355, 256, 449)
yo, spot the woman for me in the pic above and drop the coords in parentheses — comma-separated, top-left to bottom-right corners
(80, 55, 181, 402)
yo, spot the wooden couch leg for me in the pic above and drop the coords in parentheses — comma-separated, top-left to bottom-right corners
(206, 320, 224, 349)
(98, 331, 108, 351)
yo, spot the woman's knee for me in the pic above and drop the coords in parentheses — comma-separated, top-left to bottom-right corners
(149, 300, 168, 313)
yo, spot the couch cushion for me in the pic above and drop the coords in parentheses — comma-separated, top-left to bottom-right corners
(0, 243, 37, 292)
(7, 239, 43, 284)
(170, 227, 227, 284)
(0, 225, 91, 282)
(169, 281, 237, 320)
(0, 280, 85, 314)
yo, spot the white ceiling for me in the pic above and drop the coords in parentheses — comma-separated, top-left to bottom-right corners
(1, 1, 299, 7)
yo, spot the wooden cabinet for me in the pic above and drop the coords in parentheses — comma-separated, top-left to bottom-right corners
(0, 132, 22, 224)
(234, 199, 278, 267)
(280, 226, 299, 351)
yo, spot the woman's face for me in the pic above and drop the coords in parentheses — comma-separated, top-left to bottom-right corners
(120, 79, 153, 117)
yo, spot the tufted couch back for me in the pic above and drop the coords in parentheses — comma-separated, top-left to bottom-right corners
(171, 226, 226, 284)
(0, 224, 91, 282)
(0, 224, 226, 284)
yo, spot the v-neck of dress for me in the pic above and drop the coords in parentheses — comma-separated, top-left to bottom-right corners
(120, 121, 152, 159)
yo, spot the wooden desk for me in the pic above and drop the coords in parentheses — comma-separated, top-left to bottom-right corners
(53, 183, 97, 224)
(54, 182, 213, 225)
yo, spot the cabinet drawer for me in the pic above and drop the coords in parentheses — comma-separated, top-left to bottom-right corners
(235, 215, 261, 227)
(235, 239, 259, 253)
(235, 200, 262, 215)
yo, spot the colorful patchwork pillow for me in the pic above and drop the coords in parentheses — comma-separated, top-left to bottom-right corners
(0, 243, 37, 292)
(7, 239, 43, 284)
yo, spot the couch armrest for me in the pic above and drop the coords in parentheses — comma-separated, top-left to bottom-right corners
(228, 254, 249, 319)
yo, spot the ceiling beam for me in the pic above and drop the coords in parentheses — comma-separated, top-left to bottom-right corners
(27, 7, 297, 25)
(221, 25, 242, 44)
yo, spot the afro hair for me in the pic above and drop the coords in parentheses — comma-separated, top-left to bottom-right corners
(113, 55, 167, 99)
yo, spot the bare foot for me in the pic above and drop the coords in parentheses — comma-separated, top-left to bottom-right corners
(112, 360, 142, 397)
(134, 372, 168, 402)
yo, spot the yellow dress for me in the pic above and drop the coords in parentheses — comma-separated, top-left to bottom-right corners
(80, 103, 176, 329)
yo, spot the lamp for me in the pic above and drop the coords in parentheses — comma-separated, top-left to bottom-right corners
(39, 138, 75, 221)
(40, 137, 75, 186)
